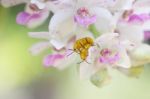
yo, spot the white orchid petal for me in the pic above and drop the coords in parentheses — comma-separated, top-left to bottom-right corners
(49, 9, 73, 31)
(86, 47, 98, 63)
(90, 7, 113, 33)
(130, 44, 150, 66)
(50, 39, 65, 50)
(117, 22, 144, 44)
(28, 32, 50, 39)
(116, 47, 131, 68)
(49, 13, 76, 49)
(96, 33, 119, 46)
(143, 21, 150, 30)
(134, 0, 150, 8)
(110, 0, 134, 11)
(121, 40, 136, 51)
(79, 62, 97, 80)
(56, 53, 77, 70)
(46, 0, 74, 13)
(29, 41, 50, 55)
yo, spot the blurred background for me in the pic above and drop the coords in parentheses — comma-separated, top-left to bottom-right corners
(0, 4, 150, 99)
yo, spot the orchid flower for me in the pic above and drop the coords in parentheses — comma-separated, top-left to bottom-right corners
(78, 32, 149, 87)
(111, 0, 150, 68)
(79, 33, 131, 79)
(113, 0, 150, 43)
(49, 0, 115, 50)
(16, 0, 51, 28)
(28, 31, 77, 70)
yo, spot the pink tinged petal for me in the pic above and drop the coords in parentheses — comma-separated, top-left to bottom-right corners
(99, 53, 120, 64)
(43, 54, 64, 67)
(16, 12, 30, 25)
(26, 10, 50, 28)
(16, 10, 49, 28)
(144, 31, 150, 40)
(128, 14, 150, 24)
(28, 32, 50, 40)
(74, 15, 97, 27)
(128, 14, 144, 24)
(43, 53, 77, 70)
(29, 41, 50, 55)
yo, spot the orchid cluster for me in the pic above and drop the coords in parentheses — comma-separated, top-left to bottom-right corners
(1, 0, 150, 87)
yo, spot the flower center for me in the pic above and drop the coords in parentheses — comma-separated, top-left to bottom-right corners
(77, 7, 90, 17)
(99, 48, 120, 64)
(74, 7, 97, 27)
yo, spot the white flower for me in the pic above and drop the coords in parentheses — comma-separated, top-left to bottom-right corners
(28, 31, 77, 69)
(111, 0, 150, 67)
(16, 0, 51, 28)
(28, 32, 51, 55)
(49, 0, 114, 50)
(79, 33, 131, 79)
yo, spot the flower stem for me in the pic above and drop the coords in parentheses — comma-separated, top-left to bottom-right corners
(88, 24, 101, 38)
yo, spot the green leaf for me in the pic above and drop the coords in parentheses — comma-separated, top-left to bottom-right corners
(88, 24, 101, 38)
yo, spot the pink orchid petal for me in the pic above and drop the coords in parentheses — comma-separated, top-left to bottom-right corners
(16, 10, 49, 28)
(144, 31, 150, 40)
(26, 10, 49, 28)
(99, 53, 120, 64)
(74, 15, 97, 27)
(43, 54, 65, 67)
(16, 11, 41, 25)
(16, 12, 30, 25)
(128, 13, 150, 24)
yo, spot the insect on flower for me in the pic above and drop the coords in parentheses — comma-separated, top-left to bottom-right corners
(68, 37, 94, 64)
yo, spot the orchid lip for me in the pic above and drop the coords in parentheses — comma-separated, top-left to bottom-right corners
(74, 15, 97, 27)
(99, 49, 120, 64)
(74, 7, 97, 27)
(43, 54, 65, 67)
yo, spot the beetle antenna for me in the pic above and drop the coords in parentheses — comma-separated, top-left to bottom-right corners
(67, 51, 74, 57)
(68, 49, 74, 51)
(77, 60, 84, 64)
(85, 60, 91, 64)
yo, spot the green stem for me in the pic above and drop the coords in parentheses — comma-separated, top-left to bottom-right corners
(88, 24, 101, 38)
